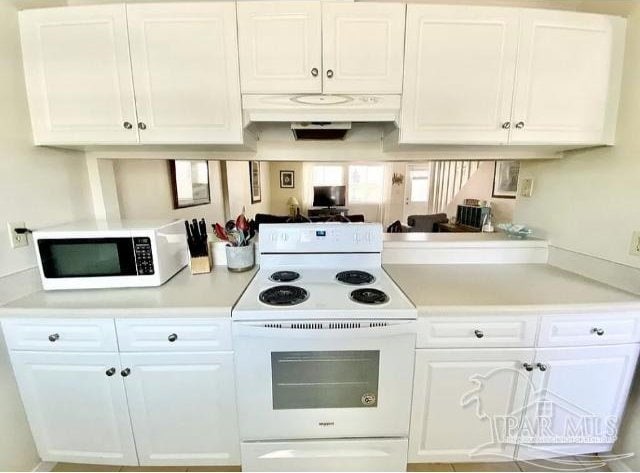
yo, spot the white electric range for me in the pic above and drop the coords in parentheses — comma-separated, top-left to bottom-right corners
(232, 223, 417, 472)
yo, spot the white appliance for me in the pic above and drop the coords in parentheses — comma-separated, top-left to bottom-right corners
(233, 223, 417, 472)
(33, 219, 187, 290)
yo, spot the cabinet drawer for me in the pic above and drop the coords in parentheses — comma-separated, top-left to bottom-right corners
(116, 318, 232, 352)
(538, 314, 640, 347)
(1, 318, 117, 352)
(417, 316, 538, 348)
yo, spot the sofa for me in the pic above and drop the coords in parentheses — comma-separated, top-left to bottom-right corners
(387, 213, 449, 233)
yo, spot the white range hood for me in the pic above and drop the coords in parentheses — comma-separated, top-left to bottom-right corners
(242, 94, 401, 124)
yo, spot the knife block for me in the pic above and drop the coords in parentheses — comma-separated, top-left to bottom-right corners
(190, 255, 212, 275)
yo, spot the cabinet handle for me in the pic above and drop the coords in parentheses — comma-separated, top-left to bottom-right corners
(48, 333, 60, 342)
(591, 328, 605, 336)
(121, 368, 131, 377)
(537, 363, 548, 372)
(326, 69, 334, 79)
(501, 122, 511, 129)
(515, 121, 525, 129)
(138, 122, 147, 130)
(123, 121, 133, 130)
(311, 68, 319, 77)
(105, 367, 116, 377)
(474, 329, 484, 338)
(168, 333, 178, 342)
(522, 363, 534, 372)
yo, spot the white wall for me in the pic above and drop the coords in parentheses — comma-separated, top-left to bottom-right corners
(446, 161, 516, 225)
(224, 161, 272, 220)
(269, 162, 305, 216)
(0, 2, 93, 470)
(113, 159, 226, 225)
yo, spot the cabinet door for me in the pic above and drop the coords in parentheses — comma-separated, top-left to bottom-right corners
(19, 5, 138, 144)
(409, 348, 534, 463)
(127, 3, 243, 144)
(9, 351, 137, 465)
(237, 1, 322, 94)
(400, 5, 519, 144)
(322, 2, 406, 94)
(121, 352, 240, 466)
(517, 344, 640, 460)
(510, 10, 619, 144)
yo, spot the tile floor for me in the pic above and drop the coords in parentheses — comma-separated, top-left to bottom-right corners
(52, 457, 610, 472)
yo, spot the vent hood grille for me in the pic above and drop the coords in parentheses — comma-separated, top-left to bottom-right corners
(291, 122, 351, 140)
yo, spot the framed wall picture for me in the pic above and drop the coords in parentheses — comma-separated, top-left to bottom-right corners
(169, 160, 211, 209)
(492, 160, 520, 199)
(249, 161, 262, 204)
(280, 170, 295, 189)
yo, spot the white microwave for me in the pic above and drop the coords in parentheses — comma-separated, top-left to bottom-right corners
(33, 220, 188, 290)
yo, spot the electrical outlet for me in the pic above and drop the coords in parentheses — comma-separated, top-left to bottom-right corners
(630, 231, 640, 257)
(7, 222, 28, 249)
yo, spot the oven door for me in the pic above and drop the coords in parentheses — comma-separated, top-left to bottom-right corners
(233, 320, 416, 440)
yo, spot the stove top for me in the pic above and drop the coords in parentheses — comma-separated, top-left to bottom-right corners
(233, 267, 416, 320)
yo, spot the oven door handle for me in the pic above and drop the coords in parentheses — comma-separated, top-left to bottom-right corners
(232, 321, 417, 339)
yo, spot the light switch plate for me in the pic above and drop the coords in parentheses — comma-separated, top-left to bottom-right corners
(520, 178, 534, 197)
(7, 222, 28, 249)
(630, 231, 640, 257)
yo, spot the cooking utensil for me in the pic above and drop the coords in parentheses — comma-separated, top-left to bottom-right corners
(214, 223, 229, 242)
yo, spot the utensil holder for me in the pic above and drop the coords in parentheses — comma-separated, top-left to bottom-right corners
(226, 243, 255, 273)
(190, 255, 212, 275)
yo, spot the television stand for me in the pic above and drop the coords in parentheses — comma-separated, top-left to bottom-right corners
(308, 207, 349, 217)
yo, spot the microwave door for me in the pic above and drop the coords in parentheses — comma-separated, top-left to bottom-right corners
(38, 237, 138, 278)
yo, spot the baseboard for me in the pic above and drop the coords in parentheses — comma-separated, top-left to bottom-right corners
(32, 462, 55, 472)
(548, 246, 640, 295)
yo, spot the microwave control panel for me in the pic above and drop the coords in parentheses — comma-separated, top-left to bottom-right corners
(134, 237, 155, 275)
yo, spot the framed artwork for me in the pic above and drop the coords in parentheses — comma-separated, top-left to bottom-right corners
(492, 160, 520, 199)
(249, 161, 262, 204)
(169, 160, 211, 209)
(280, 170, 295, 189)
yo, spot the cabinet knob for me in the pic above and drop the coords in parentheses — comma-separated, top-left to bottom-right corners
(311, 68, 319, 77)
(326, 69, 334, 79)
(515, 121, 525, 129)
(591, 327, 605, 336)
(474, 329, 484, 338)
(123, 121, 133, 130)
(48, 333, 60, 342)
(501, 122, 511, 129)
(537, 363, 548, 372)
(105, 367, 116, 377)
(522, 363, 534, 372)
(138, 122, 147, 130)
(121, 368, 131, 377)
(168, 333, 178, 342)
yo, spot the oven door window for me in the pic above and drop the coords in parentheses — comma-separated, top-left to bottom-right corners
(38, 238, 137, 278)
(271, 350, 379, 409)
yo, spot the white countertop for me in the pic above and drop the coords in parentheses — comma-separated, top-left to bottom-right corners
(0, 267, 257, 318)
(384, 264, 640, 314)
(383, 232, 547, 248)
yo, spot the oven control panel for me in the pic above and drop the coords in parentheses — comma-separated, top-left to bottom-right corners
(260, 223, 383, 254)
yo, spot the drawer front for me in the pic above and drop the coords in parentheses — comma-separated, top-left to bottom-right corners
(1, 318, 117, 352)
(417, 316, 538, 348)
(116, 318, 232, 352)
(538, 314, 640, 347)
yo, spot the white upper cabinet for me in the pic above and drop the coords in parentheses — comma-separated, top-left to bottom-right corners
(322, 2, 406, 94)
(400, 6, 625, 146)
(127, 3, 243, 144)
(19, 5, 138, 144)
(401, 5, 519, 144)
(510, 10, 623, 145)
(237, 1, 322, 94)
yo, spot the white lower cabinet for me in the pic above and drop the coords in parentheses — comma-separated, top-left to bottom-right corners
(9, 351, 138, 466)
(409, 348, 534, 463)
(517, 344, 640, 460)
(121, 352, 240, 466)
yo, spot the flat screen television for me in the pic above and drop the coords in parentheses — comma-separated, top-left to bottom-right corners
(313, 186, 346, 207)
